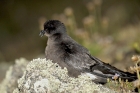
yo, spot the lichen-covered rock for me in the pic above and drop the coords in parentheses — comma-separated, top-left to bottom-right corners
(13, 58, 116, 93)
(0, 58, 28, 93)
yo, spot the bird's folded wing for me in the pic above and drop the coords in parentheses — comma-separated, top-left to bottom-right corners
(62, 38, 136, 82)
(87, 54, 137, 81)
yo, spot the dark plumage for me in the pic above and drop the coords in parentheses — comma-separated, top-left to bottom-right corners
(39, 20, 137, 84)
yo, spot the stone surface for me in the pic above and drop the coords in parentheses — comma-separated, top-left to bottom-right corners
(0, 58, 116, 93)
(13, 58, 116, 93)
(0, 58, 28, 93)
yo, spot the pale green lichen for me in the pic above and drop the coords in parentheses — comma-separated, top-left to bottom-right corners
(13, 58, 116, 93)
(0, 58, 28, 93)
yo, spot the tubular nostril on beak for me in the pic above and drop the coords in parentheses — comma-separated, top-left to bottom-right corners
(39, 30, 45, 37)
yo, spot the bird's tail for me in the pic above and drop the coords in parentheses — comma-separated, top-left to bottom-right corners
(88, 54, 137, 83)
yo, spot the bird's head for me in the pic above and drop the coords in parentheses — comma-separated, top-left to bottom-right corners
(39, 20, 66, 37)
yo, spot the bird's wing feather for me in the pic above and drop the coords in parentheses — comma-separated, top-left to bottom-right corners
(88, 54, 137, 80)
(62, 39, 136, 81)
(61, 38, 95, 70)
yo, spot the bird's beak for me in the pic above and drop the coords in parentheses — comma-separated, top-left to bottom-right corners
(39, 30, 46, 37)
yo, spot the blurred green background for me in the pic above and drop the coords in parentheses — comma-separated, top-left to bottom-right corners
(0, 0, 140, 81)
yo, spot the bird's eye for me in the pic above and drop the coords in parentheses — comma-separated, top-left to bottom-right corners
(47, 25, 56, 31)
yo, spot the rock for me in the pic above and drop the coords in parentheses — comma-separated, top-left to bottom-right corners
(13, 58, 116, 93)
(0, 58, 28, 93)
(0, 58, 116, 93)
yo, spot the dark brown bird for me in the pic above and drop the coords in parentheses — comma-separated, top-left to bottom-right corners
(39, 20, 137, 84)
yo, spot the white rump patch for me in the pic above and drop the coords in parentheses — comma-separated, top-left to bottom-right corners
(82, 73, 97, 80)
